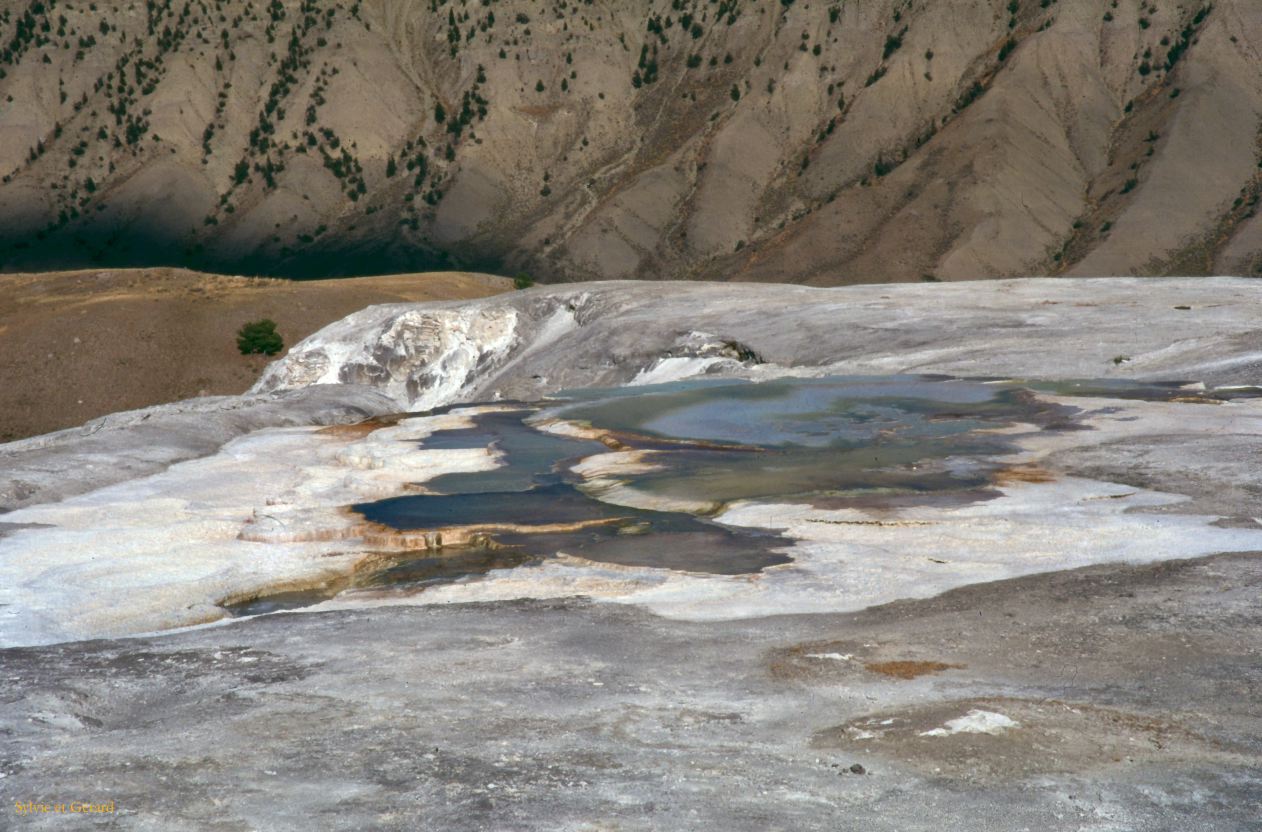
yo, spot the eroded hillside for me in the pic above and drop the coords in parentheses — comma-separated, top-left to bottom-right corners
(0, 0, 1259, 282)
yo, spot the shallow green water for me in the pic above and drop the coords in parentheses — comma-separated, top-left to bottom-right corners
(353, 376, 1061, 581)
(536, 375, 1049, 506)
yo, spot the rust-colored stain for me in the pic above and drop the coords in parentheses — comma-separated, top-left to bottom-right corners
(316, 416, 401, 437)
(768, 641, 857, 680)
(993, 465, 1056, 485)
(1168, 395, 1223, 405)
(238, 506, 628, 551)
(864, 660, 965, 680)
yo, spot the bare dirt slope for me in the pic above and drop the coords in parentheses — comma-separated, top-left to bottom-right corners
(0, 0, 1258, 284)
(0, 268, 509, 441)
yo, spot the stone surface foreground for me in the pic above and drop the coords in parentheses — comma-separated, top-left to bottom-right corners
(1, 277, 1259, 830)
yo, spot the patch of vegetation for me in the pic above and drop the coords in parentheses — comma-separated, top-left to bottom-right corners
(952, 80, 985, 113)
(882, 27, 907, 61)
(864, 66, 887, 87)
(1165, 6, 1212, 71)
(236, 319, 284, 356)
(632, 41, 660, 87)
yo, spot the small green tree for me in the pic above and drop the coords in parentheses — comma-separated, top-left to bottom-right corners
(513, 273, 534, 290)
(237, 319, 284, 355)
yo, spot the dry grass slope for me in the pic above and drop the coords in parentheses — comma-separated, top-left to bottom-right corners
(0, 268, 509, 440)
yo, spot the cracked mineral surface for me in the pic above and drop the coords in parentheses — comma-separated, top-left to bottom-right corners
(1, 278, 1260, 830)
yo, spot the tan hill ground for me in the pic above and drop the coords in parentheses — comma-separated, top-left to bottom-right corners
(0, 0, 1258, 283)
(0, 268, 509, 441)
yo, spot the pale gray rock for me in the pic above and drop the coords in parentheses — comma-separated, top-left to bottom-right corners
(0, 385, 395, 513)
(1, 554, 1259, 831)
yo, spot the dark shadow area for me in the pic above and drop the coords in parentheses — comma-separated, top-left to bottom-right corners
(0, 220, 512, 280)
